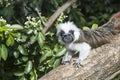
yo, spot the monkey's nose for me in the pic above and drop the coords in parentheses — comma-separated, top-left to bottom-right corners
(63, 34, 73, 43)
(64, 35, 71, 40)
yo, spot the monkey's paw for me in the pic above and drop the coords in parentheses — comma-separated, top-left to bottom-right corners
(73, 59, 83, 67)
(61, 58, 70, 65)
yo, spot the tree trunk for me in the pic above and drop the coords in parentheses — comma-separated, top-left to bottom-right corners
(39, 34, 120, 80)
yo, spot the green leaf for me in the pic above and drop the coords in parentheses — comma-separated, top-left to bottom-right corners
(82, 26, 90, 30)
(55, 48, 66, 57)
(30, 35, 37, 44)
(14, 59, 23, 65)
(27, 29, 33, 34)
(13, 51, 19, 58)
(14, 70, 25, 76)
(48, 57, 55, 65)
(31, 50, 37, 55)
(37, 66, 45, 72)
(37, 32, 45, 47)
(6, 35, 11, 46)
(6, 35, 14, 46)
(1, 44, 8, 61)
(18, 45, 28, 55)
(80, 17, 86, 23)
(40, 51, 52, 63)
(30, 70, 37, 80)
(53, 59, 60, 68)
(19, 76, 27, 80)
(91, 24, 98, 29)
(22, 56, 28, 62)
(53, 44, 59, 52)
(10, 32, 18, 37)
(45, 50, 52, 57)
(0, 26, 8, 32)
(9, 24, 23, 30)
(25, 61, 33, 74)
(40, 54, 47, 63)
(21, 35, 27, 42)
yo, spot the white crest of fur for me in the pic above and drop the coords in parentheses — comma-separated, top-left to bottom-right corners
(57, 21, 80, 42)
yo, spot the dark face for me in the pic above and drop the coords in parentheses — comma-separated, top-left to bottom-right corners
(60, 30, 74, 43)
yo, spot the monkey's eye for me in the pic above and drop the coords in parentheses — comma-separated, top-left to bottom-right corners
(69, 30, 74, 34)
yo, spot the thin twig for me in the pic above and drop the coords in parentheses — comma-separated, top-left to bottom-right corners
(35, 8, 46, 27)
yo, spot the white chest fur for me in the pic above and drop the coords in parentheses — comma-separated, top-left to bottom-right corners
(65, 42, 91, 61)
(66, 42, 91, 51)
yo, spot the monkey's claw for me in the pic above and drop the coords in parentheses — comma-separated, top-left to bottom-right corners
(73, 59, 83, 67)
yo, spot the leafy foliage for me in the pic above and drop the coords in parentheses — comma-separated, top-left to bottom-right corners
(0, 0, 120, 26)
(0, 17, 66, 80)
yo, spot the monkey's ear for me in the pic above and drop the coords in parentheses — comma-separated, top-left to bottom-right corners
(57, 30, 65, 36)
(60, 30, 65, 36)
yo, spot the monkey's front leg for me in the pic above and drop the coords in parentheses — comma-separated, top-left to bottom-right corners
(73, 43, 91, 67)
(61, 51, 74, 65)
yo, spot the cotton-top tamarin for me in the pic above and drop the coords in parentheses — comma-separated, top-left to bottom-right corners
(57, 12, 120, 67)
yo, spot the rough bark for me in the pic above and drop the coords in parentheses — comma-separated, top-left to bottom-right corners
(39, 34, 120, 80)
(42, 0, 77, 34)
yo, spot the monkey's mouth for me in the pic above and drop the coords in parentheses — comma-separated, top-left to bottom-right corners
(62, 34, 74, 43)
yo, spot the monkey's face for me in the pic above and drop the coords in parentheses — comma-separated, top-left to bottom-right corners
(57, 22, 80, 44)
(59, 30, 74, 43)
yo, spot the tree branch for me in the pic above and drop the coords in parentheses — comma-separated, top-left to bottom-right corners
(42, 0, 77, 34)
